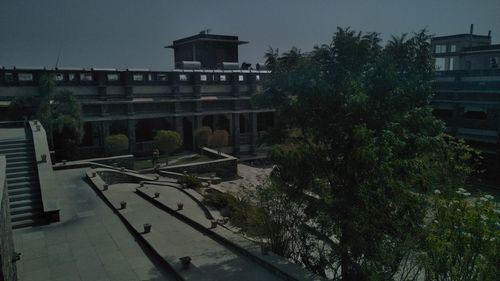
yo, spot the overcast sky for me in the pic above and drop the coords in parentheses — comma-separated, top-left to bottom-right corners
(1, 0, 499, 70)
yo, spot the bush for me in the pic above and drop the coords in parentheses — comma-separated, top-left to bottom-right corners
(104, 134, 129, 156)
(154, 130, 182, 155)
(178, 175, 202, 189)
(208, 130, 229, 155)
(194, 126, 212, 149)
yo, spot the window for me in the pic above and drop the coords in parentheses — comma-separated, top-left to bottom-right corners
(256, 75, 261, 81)
(200, 74, 207, 81)
(157, 74, 168, 81)
(179, 74, 188, 81)
(449, 57, 456, 70)
(133, 74, 143, 81)
(238, 75, 244, 82)
(55, 73, 64, 81)
(4, 73, 14, 82)
(80, 73, 93, 81)
(68, 73, 76, 81)
(107, 73, 119, 81)
(435, 44, 447, 53)
(464, 111, 487, 120)
(450, 45, 457, 52)
(148, 74, 153, 81)
(18, 73, 33, 81)
(435, 58, 446, 71)
(219, 75, 227, 82)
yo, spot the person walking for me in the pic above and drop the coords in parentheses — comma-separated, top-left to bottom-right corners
(152, 148, 160, 171)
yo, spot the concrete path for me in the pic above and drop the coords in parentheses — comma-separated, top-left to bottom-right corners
(13, 168, 176, 281)
(101, 182, 282, 281)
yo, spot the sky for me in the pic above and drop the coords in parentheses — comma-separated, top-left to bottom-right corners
(1, 0, 499, 70)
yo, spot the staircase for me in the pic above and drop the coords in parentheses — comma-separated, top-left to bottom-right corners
(0, 138, 44, 229)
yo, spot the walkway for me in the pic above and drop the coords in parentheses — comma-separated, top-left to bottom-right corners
(13, 168, 175, 281)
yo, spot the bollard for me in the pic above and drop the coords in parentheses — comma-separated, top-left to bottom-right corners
(143, 223, 151, 233)
(210, 220, 217, 229)
(36, 124, 41, 131)
(177, 202, 184, 210)
(179, 256, 191, 270)
(120, 201, 127, 209)
(91, 171, 97, 178)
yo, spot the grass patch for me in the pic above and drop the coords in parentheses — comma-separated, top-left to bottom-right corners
(133, 154, 212, 170)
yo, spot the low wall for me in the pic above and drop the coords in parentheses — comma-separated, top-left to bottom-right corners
(0, 156, 17, 281)
(162, 147, 237, 179)
(53, 154, 134, 170)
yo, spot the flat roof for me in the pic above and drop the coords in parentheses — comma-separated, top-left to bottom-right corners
(166, 33, 248, 48)
(432, 33, 491, 41)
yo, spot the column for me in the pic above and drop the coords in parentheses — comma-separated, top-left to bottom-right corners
(127, 119, 136, 153)
(249, 112, 258, 155)
(100, 121, 111, 147)
(232, 113, 240, 155)
(174, 116, 183, 134)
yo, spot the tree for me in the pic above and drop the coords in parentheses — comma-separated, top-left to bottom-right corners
(209, 129, 229, 156)
(194, 126, 212, 150)
(421, 191, 499, 281)
(252, 28, 449, 280)
(6, 96, 37, 121)
(104, 134, 129, 156)
(153, 130, 182, 165)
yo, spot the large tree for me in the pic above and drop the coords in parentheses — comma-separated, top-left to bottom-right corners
(253, 28, 447, 280)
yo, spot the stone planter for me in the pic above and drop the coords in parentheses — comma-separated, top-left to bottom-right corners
(103, 184, 108, 191)
(41, 154, 47, 163)
(120, 201, 127, 209)
(143, 223, 152, 233)
(139, 182, 144, 187)
(154, 192, 160, 198)
(177, 202, 184, 210)
(91, 172, 97, 178)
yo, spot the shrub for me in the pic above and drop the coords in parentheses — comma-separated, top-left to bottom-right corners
(208, 130, 229, 155)
(178, 175, 202, 189)
(153, 130, 182, 156)
(104, 134, 129, 156)
(194, 126, 212, 149)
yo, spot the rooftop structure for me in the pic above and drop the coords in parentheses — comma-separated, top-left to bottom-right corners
(166, 31, 248, 69)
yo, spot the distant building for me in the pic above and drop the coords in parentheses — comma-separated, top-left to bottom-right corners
(431, 25, 500, 175)
(0, 33, 274, 159)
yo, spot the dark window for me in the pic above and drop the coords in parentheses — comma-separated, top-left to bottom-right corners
(4, 73, 14, 82)
(432, 109, 453, 119)
(463, 111, 487, 120)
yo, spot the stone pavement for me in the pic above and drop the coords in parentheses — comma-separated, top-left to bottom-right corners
(101, 182, 282, 281)
(213, 163, 271, 195)
(13, 168, 175, 281)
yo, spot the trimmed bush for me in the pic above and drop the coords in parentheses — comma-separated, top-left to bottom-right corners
(104, 134, 129, 156)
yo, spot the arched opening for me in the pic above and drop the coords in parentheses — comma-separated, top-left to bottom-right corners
(80, 122, 93, 146)
(135, 118, 171, 142)
(109, 120, 128, 135)
(239, 115, 248, 133)
(215, 115, 230, 133)
(257, 112, 274, 132)
(202, 116, 214, 130)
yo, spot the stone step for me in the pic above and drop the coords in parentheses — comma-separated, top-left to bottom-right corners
(6, 170, 36, 179)
(0, 146, 33, 155)
(0, 142, 29, 150)
(8, 186, 39, 196)
(6, 158, 32, 167)
(11, 210, 44, 223)
(7, 180, 38, 190)
(0, 139, 29, 146)
(10, 198, 42, 209)
(12, 218, 39, 229)
(6, 176, 33, 184)
(4, 151, 33, 159)
(6, 164, 35, 174)
(9, 191, 41, 203)
(10, 205, 43, 216)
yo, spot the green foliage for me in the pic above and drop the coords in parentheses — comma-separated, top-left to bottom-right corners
(203, 190, 260, 235)
(104, 134, 129, 156)
(154, 130, 182, 155)
(178, 175, 202, 189)
(208, 130, 229, 154)
(6, 96, 37, 121)
(250, 27, 492, 280)
(421, 192, 499, 281)
(193, 126, 212, 149)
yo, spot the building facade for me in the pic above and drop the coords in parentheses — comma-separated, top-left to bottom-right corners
(431, 27, 500, 153)
(0, 34, 274, 159)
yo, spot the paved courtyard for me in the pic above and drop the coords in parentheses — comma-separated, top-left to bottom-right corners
(13, 168, 175, 281)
